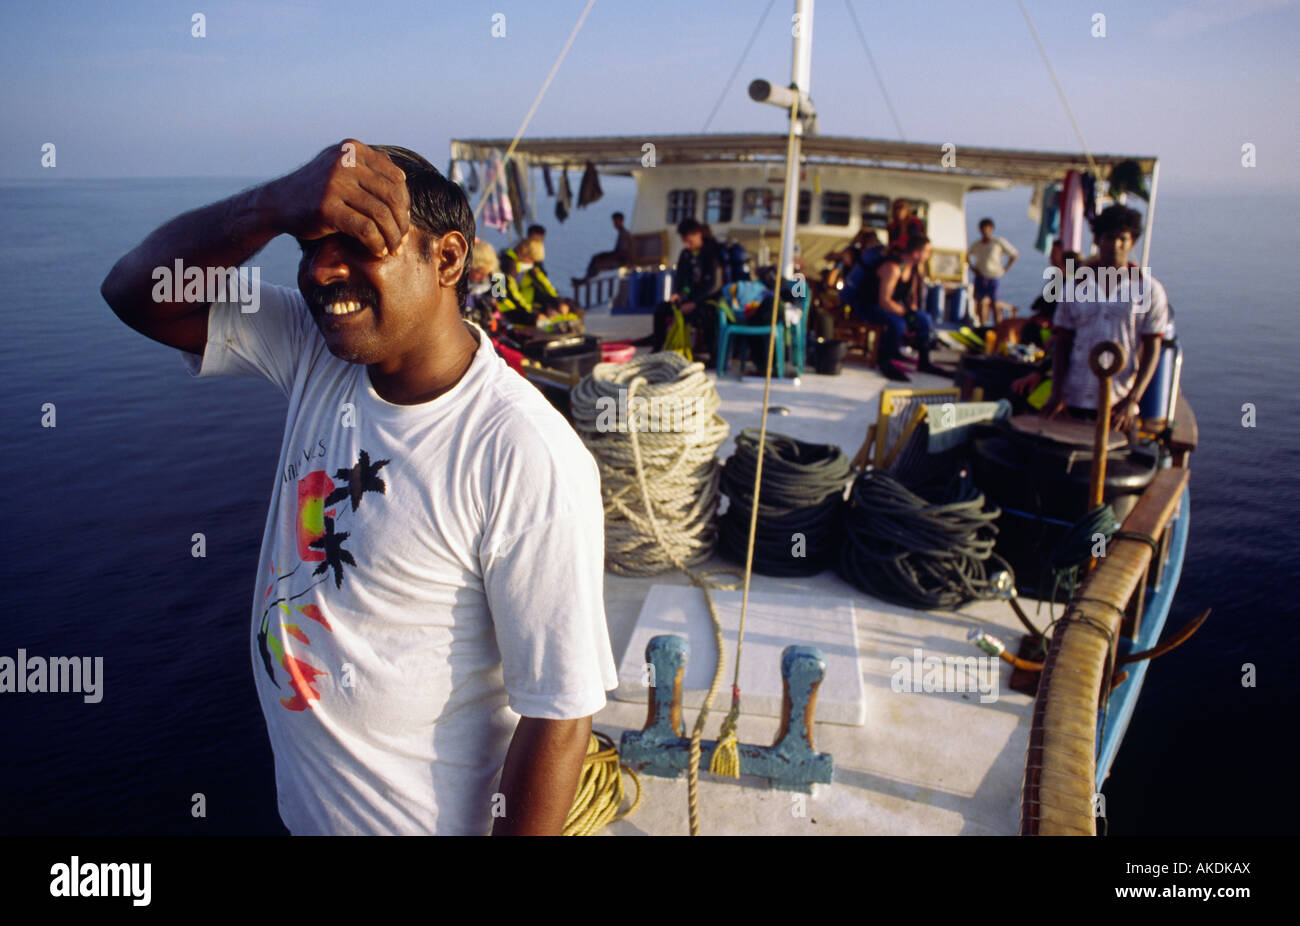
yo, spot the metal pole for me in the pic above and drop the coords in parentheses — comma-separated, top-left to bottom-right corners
(1139, 159, 1160, 272)
(779, 0, 814, 280)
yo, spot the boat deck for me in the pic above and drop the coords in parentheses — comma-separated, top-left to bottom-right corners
(580, 310, 1037, 835)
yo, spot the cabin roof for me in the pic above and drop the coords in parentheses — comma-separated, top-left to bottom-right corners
(449, 133, 1156, 186)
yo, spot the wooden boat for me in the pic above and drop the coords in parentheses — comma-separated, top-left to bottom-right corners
(449, 0, 1196, 835)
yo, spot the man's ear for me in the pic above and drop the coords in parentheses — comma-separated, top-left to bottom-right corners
(435, 231, 469, 291)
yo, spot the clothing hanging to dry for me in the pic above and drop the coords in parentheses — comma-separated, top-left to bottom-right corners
(577, 160, 603, 208)
(556, 167, 572, 223)
(481, 149, 511, 234)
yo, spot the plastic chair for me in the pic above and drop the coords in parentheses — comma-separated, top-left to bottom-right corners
(715, 279, 807, 377)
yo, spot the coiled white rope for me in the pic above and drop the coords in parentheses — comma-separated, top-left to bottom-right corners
(571, 350, 743, 834)
(571, 352, 731, 576)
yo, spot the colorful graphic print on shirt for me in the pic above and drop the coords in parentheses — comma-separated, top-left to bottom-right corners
(255, 448, 390, 711)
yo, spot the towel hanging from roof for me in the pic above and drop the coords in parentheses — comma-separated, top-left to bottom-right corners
(1081, 171, 1097, 223)
(450, 159, 468, 192)
(1034, 180, 1061, 254)
(556, 167, 572, 222)
(1059, 169, 1085, 254)
(542, 165, 555, 196)
(1027, 182, 1045, 224)
(467, 161, 479, 194)
(481, 149, 512, 234)
(577, 160, 603, 208)
(505, 158, 526, 237)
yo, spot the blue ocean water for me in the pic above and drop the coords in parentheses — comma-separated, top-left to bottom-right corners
(0, 178, 1294, 835)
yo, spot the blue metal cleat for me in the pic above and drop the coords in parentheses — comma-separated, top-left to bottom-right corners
(619, 634, 834, 793)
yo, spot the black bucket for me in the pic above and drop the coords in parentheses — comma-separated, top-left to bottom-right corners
(521, 334, 601, 379)
(814, 339, 847, 375)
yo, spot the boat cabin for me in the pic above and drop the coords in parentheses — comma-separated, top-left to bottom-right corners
(450, 132, 1157, 300)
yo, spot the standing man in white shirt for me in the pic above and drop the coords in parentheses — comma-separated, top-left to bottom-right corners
(967, 218, 1019, 325)
(1043, 204, 1169, 432)
(100, 140, 617, 835)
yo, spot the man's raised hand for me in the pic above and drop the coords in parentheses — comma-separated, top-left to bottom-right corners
(269, 140, 411, 258)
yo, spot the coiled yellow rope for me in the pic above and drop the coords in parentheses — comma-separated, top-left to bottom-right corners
(563, 730, 642, 836)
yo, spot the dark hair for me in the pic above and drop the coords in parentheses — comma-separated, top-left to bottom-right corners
(612, 212, 624, 221)
(978, 218, 994, 230)
(1090, 203, 1143, 242)
(527, 224, 546, 237)
(677, 218, 703, 237)
(370, 144, 475, 308)
(904, 234, 930, 253)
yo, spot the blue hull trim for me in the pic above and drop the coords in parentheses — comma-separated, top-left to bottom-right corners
(1095, 489, 1191, 785)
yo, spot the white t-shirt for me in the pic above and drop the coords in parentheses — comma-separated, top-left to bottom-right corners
(1054, 266, 1170, 410)
(969, 236, 1018, 279)
(181, 283, 617, 835)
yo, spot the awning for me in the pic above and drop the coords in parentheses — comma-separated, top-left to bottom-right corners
(449, 133, 1156, 186)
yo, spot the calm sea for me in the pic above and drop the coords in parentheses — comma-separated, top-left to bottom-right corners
(0, 178, 1295, 835)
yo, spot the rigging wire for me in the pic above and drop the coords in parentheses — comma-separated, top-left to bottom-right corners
(470, 0, 598, 225)
(702, 0, 778, 132)
(843, 0, 906, 141)
(1015, 0, 1099, 178)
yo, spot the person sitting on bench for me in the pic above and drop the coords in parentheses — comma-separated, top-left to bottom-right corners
(850, 235, 941, 382)
(585, 212, 633, 278)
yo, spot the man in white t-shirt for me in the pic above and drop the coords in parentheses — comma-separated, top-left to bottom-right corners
(967, 218, 1018, 326)
(101, 140, 617, 835)
(1044, 204, 1170, 432)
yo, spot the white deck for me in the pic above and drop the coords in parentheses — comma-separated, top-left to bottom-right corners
(580, 310, 1035, 836)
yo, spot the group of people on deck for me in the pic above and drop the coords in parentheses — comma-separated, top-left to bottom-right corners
(465, 191, 1167, 434)
(823, 197, 1167, 428)
(824, 198, 942, 382)
(463, 223, 582, 333)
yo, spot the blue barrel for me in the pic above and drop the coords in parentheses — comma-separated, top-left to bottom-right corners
(945, 287, 969, 323)
(655, 269, 674, 304)
(925, 284, 943, 322)
(1139, 339, 1180, 420)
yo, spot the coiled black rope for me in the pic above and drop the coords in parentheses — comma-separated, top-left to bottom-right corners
(718, 429, 852, 576)
(837, 468, 1003, 609)
(1038, 503, 1119, 617)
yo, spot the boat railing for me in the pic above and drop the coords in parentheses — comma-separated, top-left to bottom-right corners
(1020, 463, 1191, 835)
(571, 269, 627, 311)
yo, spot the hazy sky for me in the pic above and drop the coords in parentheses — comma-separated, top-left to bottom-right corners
(3, 0, 1297, 192)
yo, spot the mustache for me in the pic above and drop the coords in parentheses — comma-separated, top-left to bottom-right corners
(306, 283, 380, 311)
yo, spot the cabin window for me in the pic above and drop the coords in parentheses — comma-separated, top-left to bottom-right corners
(821, 191, 852, 226)
(741, 188, 777, 223)
(902, 199, 929, 222)
(740, 188, 811, 223)
(704, 188, 734, 224)
(666, 189, 696, 223)
(861, 194, 890, 230)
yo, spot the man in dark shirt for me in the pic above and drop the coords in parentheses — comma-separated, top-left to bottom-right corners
(650, 218, 723, 357)
(585, 212, 634, 278)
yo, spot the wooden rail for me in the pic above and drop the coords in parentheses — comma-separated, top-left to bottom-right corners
(1021, 465, 1190, 835)
(1169, 394, 1198, 466)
